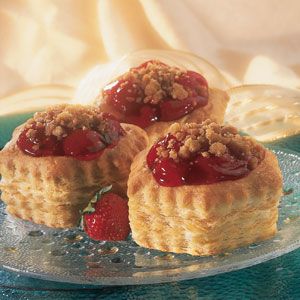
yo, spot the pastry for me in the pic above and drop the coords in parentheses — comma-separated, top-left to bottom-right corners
(99, 60, 229, 141)
(0, 104, 148, 228)
(128, 120, 283, 256)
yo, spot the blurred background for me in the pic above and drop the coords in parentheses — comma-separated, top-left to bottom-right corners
(0, 0, 300, 98)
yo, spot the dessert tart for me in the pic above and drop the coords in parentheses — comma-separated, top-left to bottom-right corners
(99, 60, 229, 141)
(0, 104, 148, 228)
(128, 120, 283, 256)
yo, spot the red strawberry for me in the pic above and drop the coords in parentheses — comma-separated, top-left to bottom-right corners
(82, 186, 130, 241)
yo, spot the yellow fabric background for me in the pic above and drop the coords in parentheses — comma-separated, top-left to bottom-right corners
(0, 0, 299, 98)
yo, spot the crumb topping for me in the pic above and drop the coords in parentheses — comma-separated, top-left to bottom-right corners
(156, 120, 265, 170)
(25, 104, 121, 140)
(104, 60, 190, 105)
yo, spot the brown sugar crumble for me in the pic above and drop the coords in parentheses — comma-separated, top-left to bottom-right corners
(25, 104, 123, 141)
(156, 120, 265, 170)
(103, 60, 192, 105)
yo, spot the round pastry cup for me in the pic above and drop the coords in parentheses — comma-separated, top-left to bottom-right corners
(128, 147, 282, 256)
(73, 49, 230, 141)
(73, 49, 230, 106)
(0, 123, 148, 228)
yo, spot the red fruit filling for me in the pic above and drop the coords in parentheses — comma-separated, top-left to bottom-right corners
(102, 61, 209, 128)
(147, 136, 250, 187)
(146, 122, 265, 187)
(63, 129, 106, 161)
(17, 125, 64, 157)
(17, 108, 124, 161)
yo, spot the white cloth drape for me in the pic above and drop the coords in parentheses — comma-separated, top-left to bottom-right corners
(0, 0, 299, 98)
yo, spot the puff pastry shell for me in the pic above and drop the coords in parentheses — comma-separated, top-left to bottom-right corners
(0, 123, 148, 228)
(128, 148, 282, 256)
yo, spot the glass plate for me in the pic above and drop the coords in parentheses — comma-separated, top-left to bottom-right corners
(0, 148, 299, 286)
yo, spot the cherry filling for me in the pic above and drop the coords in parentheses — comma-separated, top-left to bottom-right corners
(103, 79, 158, 129)
(17, 126, 64, 157)
(147, 136, 251, 187)
(102, 61, 209, 128)
(17, 117, 124, 161)
(63, 129, 106, 161)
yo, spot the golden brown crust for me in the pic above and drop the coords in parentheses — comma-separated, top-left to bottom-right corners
(0, 123, 148, 228)
(145, 88, 229, 142)
(128, 148, 282, 256)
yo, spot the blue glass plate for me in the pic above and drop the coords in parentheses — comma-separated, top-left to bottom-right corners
(0, 115, 299, 285)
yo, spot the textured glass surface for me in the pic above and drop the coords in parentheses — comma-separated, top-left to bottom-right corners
(0, 148, 299, 286)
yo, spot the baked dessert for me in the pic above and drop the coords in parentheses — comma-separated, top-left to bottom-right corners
(99, 60, 229, 141)
(0, 104, 148, 228)
(128, 120, 283, 256)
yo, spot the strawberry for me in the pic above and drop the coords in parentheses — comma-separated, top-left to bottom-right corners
(81, 186, 130, 241)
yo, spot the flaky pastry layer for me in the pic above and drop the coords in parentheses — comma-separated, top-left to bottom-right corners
(145, 88, 229, 142)
(128, 149, 282, 256)
(0, 123, 148, 228)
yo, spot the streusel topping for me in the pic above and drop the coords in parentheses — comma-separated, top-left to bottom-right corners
(25, 104, 118, 140)
(18, 104, 125, 159)
(156, 120, 265, 170)
(101, 60, 209, 128)
(105, 60, 190, 105)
